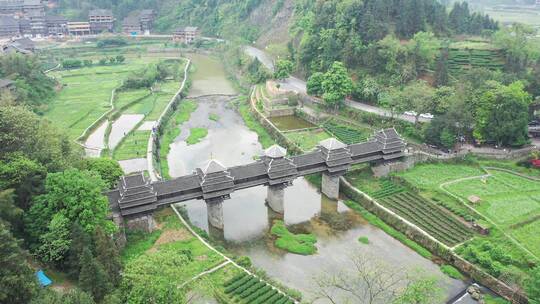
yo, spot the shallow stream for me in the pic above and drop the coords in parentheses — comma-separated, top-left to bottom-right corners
(168, 54, 467, 303)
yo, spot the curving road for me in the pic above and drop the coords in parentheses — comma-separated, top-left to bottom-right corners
(244, 46, 431, 123)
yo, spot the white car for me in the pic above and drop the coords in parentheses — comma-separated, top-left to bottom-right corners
(403, 111, 417, 116)
(420, 113, 434, 119)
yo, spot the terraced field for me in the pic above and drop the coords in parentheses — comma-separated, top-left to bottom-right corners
(45, 58, 159, 140)
(447, 48, 505, 73)
(224, 272, 294, 304)
(322, 119, 370, 144)
(378, 192, 473, 246)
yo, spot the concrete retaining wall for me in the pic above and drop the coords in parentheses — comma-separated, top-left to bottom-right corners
(265, 107, 295, 118)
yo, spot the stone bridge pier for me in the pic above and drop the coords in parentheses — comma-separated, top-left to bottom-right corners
(319, 138, 352, 200)
(206, 198, 225, 230)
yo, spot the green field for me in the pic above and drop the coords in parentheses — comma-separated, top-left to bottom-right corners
(45, 58, 159, 140)
(447, 40, 505, 73)
(113, 131, 151, 160)
(396, 163, 485, 190)
(284, 129, 331, 151)
(512, 220, 540, 257)
(444, 170, 540, 227)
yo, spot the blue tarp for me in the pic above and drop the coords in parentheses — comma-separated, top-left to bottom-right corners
(36, 270, 52, 287)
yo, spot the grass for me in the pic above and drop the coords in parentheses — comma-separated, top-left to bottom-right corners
(284, 129, 332, 151)
(511, 220, 540, 258)
(186, 128, 208, 145)
(209, 113, 220, 122)
(235, 96, 275, 149)
(395, 163, 485, 191)
(113, 130, 151, 160)
(45, 57, 159, 140)
(444, 170, 540, 227)
(270, 220, 317, 255)
(440, 264, 464, 280)
(121, 208, 227, 302)
(358, 236, 369, 244)
(484, 294, 511, 304)
(121, 229, 163, 263)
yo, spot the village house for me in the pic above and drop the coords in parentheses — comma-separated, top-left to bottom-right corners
(67, 21, 91, 36)
(45, 15, 68, 36)
(172, 26, 200, 44)
(88, 9, 114, 34)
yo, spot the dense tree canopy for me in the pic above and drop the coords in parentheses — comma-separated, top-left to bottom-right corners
(474, 81, 532, 147)
(0, 54, 56, 112)
(26, 169, 114, 259)
(0, 222, 37, 303)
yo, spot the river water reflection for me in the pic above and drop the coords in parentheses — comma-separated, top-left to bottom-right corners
(169, 54, 466, 302)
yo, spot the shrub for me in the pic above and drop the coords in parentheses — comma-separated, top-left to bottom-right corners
(440, 264, 464, 280)
(62, 59, 82, 69)
(358, 236, 369, 244)
(271, 220, 317, 255)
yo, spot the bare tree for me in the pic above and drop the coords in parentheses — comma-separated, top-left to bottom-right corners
(312, 253, 443, 304)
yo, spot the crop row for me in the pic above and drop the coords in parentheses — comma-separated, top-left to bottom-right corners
(379, 192, 473, 246)
(223, 272, 294, 304)
(370, 180, 405, 199)
(323, 121, 367, 144)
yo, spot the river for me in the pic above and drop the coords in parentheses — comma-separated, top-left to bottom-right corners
(168, 54, 467, 303)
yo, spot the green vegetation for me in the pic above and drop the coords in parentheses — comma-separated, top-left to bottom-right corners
(484, 294, 511, 304)
(343, 200, 432, 259)
(223, 272, 294, 304)
(113, 131, 150, 160)
(390, 161, 539, 292)
(322, 119, 370, 144)
(284, 129, 331, 151)
(186, 128, 208, 145)
(440, 265, 464, 280)
(444, 171, 540, 227)
(235, 97, 275, 149)
(0, 54, 55, 112)
(270, 220, 317, 255)
(209, 113, 220, 122)
(379, 191, 473, 246)
(120, 210, 226, 303)
(45, 57, 159, 140)
(358, 236, 369, 245)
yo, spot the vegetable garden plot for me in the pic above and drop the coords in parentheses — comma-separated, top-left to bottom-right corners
(223, 272, 294, 304)
(379, 192, 473, 246)
(322, 120, 369, 144)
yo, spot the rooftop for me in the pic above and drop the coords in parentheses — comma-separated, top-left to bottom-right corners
(202, 159, 227, 175)
(265, 145, 287, 158)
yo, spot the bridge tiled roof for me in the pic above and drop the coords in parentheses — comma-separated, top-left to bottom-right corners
(107, 128, 406, 218)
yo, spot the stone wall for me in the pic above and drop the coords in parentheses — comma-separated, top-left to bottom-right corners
(340, 178, 529, 304)
(265, 107, 295, 118)
(249, 87, 303, 155)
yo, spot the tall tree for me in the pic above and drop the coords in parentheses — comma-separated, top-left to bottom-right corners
(94, 226, 122, 286)
(0, 222, 37, 303)
(474, 81, 532, 146)
(273, 59, 294, 80)
(79, 247, 112, 302)
(321, 61, 353, 109)
(76, 158, 123, 189)
(25, 168, 114, 256)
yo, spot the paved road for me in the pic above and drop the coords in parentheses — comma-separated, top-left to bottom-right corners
(243, 46, 430, 124)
